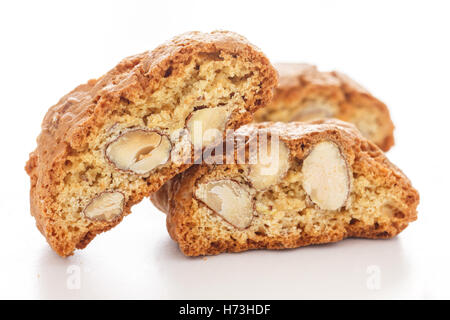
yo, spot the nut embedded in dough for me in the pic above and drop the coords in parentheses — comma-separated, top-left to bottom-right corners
(105, 129, 171, 174)
(194, 179, 254, 229)
(186, 106, 230, 149)
(291, 102, 336, 121)
(248, 139, 290, 190)
(83, 191, 125, 221)
(301, 141, 350, 210)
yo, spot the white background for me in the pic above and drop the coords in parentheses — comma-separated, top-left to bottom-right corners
(0, 0, 449, 299)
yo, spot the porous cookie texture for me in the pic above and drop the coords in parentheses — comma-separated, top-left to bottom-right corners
(25, 31, 278, 257)
(151, 120, 418, 256)
(253, 63, 395, 151)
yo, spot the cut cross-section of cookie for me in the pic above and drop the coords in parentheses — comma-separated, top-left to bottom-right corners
(25, 31, 277, 257)
(151, 120, 419, 256)
(291, 101, 335, 121)
(253, 63, 395, 151)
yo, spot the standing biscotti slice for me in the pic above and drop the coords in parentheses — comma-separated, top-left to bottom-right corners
(25, 31, 277, 257)
(151, 120, 418, 256)
(253, 63, 395, 151)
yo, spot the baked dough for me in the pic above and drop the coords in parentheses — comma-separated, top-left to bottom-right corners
(25, 31, 277, 257)
(151, 120, 418, 256)
(253, 63, 395, 151)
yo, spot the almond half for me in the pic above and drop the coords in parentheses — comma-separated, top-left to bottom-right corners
(105, 129, 171, 175)
(195, 179, 254, 229)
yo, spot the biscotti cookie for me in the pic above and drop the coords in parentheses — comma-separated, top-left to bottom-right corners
(253, 63, 395, 151)
(151, 120, 418, 256)
(25, 31, 277, 257)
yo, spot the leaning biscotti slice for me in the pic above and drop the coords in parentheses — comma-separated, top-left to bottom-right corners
(25, 31, 277, 257)
(151, 120, 418, 256)
(253, 63, 395, 151)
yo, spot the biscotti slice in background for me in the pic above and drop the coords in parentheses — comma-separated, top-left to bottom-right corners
(253, 63, 395, 151)
(25, 31, 277, 257)
(151, 120, 418, 256)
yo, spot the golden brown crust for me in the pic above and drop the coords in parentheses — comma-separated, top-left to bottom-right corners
(152, 120, 418, 256)
(254, 63, 395, 151)
(25, 31, 277, 257)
